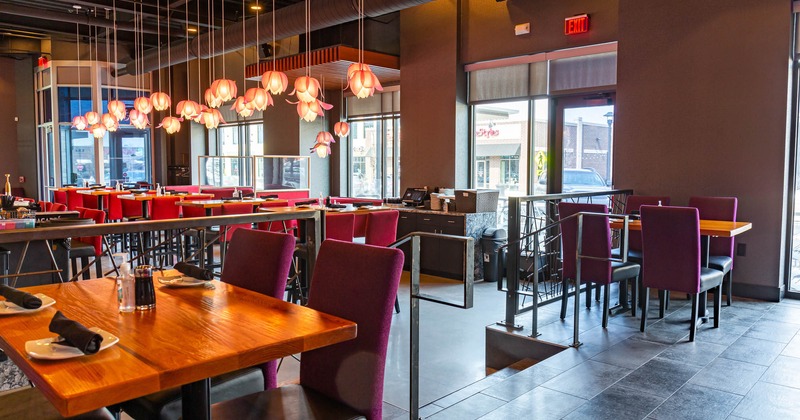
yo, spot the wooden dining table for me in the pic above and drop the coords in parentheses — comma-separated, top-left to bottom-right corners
(610, 217, 752, 318)
(0, 275, 356, 419)
(175, 198, 271, 217)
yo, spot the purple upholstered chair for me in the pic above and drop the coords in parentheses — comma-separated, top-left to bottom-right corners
(118, 229, 295, 419)
(688, 196, 738, 306)
(640, 205, 723, 342)
(211, 240, 405, 420)
(623, 195, 671, 261)
(558, 202, 641, 327)
(325, 212, 355, 242)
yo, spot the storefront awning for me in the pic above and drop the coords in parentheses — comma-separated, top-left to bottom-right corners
(475, 143, 521, 157)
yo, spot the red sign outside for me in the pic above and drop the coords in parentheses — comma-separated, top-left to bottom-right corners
(564, 14, 589, 35)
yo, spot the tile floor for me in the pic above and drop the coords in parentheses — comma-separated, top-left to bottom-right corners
(3, 257, 800, 420)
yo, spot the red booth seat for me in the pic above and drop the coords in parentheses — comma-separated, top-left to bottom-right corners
(165, 185, 201, 194)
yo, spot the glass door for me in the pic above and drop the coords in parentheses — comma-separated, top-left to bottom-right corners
(551, 95, 615, 201)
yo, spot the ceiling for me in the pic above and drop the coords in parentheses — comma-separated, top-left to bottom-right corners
(0, 0, 303, 48)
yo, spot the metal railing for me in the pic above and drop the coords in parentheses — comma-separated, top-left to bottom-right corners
(499, 189, 633, 334)
(389, 231, 474, 420)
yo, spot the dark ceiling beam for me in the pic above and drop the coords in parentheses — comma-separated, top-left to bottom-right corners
(0, 3, 163, 35)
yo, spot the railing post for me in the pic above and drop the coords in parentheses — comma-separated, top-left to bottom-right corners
(500, 196, 523, 329)
(573, 213, 583, 348)
(531, 238, 540, 337)
(409, 235, 421, 420)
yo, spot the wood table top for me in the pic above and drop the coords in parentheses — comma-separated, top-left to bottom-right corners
(260, 205, 393, 214)
(0, 275, 357, 417)
(76, 189, 113, 196)
(610, 218, 752, 237)
(175, 198, 269, 208)
(118, 193, 215, 201)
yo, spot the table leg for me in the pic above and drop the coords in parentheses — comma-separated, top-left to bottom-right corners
(181, 378, 211, 420)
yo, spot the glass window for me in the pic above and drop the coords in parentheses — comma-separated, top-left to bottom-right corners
(349, 117, 401, 198)
(59, 126, 95, 186)
(561, 105, 614, 190)
(57, 87, 92, 123)
(104, 128, 151, 184)
(473, 100, 530, 197)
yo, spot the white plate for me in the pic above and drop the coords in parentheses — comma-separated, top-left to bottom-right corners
(0, 294, 55, 315)
(158, 276, 207, 287)
(25, 327, 118, 360)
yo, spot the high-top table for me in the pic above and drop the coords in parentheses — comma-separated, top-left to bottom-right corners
(175, 197, 271, 217)
(0, 276, 356, 419)
(610, 218, 752, 318)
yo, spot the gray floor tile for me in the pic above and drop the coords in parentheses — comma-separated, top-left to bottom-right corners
(541, 360, 632, 400)
(731, 381, 800, 419)
(694, 321, 751, 346)
(562, 383, 665, 420)
(761, 304, 800, 324)
(688, 357, 767, 395)
(657, 339, 727, 367)
(718, 306, 766, 326)
(382, 402, 408, 420)
(718, 336, 786, 366)
(480, 364, 564, 402)
(536, 347, 594, 371)
(418, 403, 445, 418)
(431, 372, 511, 408)
(649, 383, 742, 420)
(618, 357, 702, 398)
(759, 355, 800, 390)
(591, 337, 668, 369)
(633, 317, 692, 345)
(781, 334, 800, 358)
(742, 319, 800, 343)
(478, 386, 586, 420)
(426, 393, 506, 420)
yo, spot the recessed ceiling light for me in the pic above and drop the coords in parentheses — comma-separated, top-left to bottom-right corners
(72, 5, 81, 9)
(187, 27, 198, 33)
(250, 4, 263, 11)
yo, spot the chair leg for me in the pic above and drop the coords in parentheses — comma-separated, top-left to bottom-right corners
(690, 293, 698, 342)
(640, 287, 649, 332)
(714, 284, 722, 328)
(602, 284, 610, 328)
(725, 270, 733, 306)
(595, 282, 601, 302)
(80, 257, 90, 280)
(394, 296, 400, 314)
(631, 276, 638, 317)
(560, 278, 569, 320)
(71, 258, 78, 281)
(658, 290, 666, 319)
(586, 282, 592, 309)
(95, 257, 102, 279)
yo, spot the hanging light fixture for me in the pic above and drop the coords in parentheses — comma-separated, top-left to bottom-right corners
(289, 0, 331, 119)
(197, 108, 226, 129)
(150, 0, 171, 111)
(132, 2, 151, 118)
(102, 113, 119, 132)
(232, 0, 255, 118)
(333, 78, 350, 137)
(129, 109, 149, 129)
(90, 123, 107, 139)
(260, 0, 288, 95)
(106, 0, 127, 122)
(346, 0, 383, 98)
(296, 99, 332, 123)
(85, 25, 103, 129)
(244, 86, 273, 111)
(160, 0, 181, 133)
(177, 0, 201, 120)
(310, 131, 335, 158)
(211, 0, 238, 103)
(85, 111, 100, 126)
(71, 23, 87, 130)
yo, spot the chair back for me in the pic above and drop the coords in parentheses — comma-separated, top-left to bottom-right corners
(688, 196, 737, 259)
(325, 213, 355, 242)
(365, 210, 400, 247)
(150, 196, 181, 220)
(179, 196, 208, 218)
(50, 203, 67, 212)
(66, 189, 84, 211)
(121, 197, 143, 219)
(107, 192, 125, 221)
(558, 202, 612, 285)
(641, 205, 701, 294)
(81, 194, 99, 210)
(53, 190, 68, 206)
(300, 240, 404, 420)
(221, 229, 295, 389)
(220, 203, 254, 242)
(625, 195, 670, 251)
(80, 208, 107, 256)
(38, 201, 52, 211)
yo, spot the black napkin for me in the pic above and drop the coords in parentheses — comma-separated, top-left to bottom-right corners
(174, 262, 214, 280)
(0, 285, 42, 309)
(295, 199, 317, 206)
(48, 311, 102, 355)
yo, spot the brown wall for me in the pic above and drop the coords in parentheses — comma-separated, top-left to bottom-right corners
(463, 0, 618, 64)
(615, 0, 793, 299)
(0, 58, 20, 193)
(400, 0, 467, 190)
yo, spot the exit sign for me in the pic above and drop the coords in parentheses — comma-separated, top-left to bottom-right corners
(564, 14, 589, 35)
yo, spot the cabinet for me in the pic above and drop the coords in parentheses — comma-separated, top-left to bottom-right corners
(395, 209, 496, 281)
